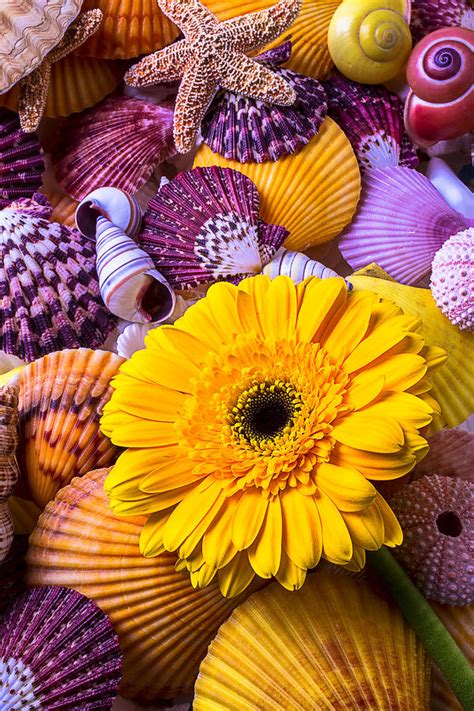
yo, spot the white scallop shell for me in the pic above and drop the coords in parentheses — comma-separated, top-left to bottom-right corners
(75, 187, 143, 240)
(427, 157, 474, 220)
(262, 248, 343, 283)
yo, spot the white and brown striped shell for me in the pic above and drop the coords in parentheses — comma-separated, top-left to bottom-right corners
(0, 383, 19, 561)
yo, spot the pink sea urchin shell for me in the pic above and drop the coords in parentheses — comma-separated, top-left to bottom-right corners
(390, 475, 473, 605)
(0, 586, 122, 709)
(430, 227, 473, 331)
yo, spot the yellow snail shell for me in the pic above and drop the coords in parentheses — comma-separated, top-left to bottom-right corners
(328, 0, 412, 84)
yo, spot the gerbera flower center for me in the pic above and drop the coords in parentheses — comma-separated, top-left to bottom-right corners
(231, 381, 302, 443)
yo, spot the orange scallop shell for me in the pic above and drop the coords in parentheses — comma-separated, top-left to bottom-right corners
(26, 468, 263, 701)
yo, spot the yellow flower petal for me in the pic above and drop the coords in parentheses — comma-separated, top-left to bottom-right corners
(203, 281, 241, 342)
(248, 497, 283, 578)
(151, 326, 211, 368)
(376, 493, 403, 547)
(119, 347, 199, 393)
(101, 407, 179, 447)
(344, 373, 385, 411)
(202, 499, 239, 569)
(218, 551, 256, 597)
(163, 477, 225, 551)
(332, 443, 417, 480)
(317, 462, 376, 512)
(296, 277, 347, 343)
(231, 489, 268, 550)
(341, 502, 385, 551)
(275, 550, 307, 591)
(264, 276, 297, 340)
(140, 457, 200, 493)
(190, 561, 217, 588)
(236, 288, 264, 336)
(108, 381, 186, 421)
(345, 546, 366, 572)
(332, 414, 405, 453)
(343, 315, 422, 373)
(281, 490, 322, 569)
(173, 297, 226, 351)
(139, 510, 170, 556)
(316, 490, 353, 564)
(351, 353, 428, 395)
(320, 291, 375, 362)
(361, 392, 433, 431)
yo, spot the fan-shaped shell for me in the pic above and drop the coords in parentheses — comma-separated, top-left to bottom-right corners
(17, 349, 123, 509)
(26, 468, 263, 701)
(194, 117, 361, 251)
(54, 97, 175, 201)
(430, 603, 473, 711)
(0, 534, 28, 613)
(410, 0, 474, 44)
(76, 0, 180, 59)
(0, 196, 117, 361)
(339, 167, 472, 285)
(415, 429, 474, 483)
(202, 43, 328, 163)
(0, 0, 82, 93)
(323, 72, 419, 171)
(390, 475, 473, 605)
(138, 166, 288, 289)
(0, 586, 122, 709)
(0, 109, 44, 209)
(194, 572, 430, 709)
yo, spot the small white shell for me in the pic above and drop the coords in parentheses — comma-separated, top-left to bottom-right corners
(427, 157, 474, 220)
(262, 248, 343, 283)
(75, 186, 142, 239)
(96, 216, 175, 324)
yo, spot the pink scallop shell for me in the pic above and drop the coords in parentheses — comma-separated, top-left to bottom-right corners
(411, 0, 474, 44)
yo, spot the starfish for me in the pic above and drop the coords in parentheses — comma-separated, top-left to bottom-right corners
(17, 10, 103, 133)
(125, 0, 302, 153)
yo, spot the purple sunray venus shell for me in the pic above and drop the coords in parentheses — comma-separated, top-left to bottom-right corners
(0, 109, 44, 209)
(0, 196, 117, 361)
(53, 96, 176, 200)
(201, 44, 328, 163)
(323, 72, 419, 171)
(138, 167, 289, 289)
(338, 166, 474, 285)
(410, 0, 474, 44)
(0, 586, 122, 709)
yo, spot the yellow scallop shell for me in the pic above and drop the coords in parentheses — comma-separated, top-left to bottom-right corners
(194, 572, 430, 709)
(194, 117, 361, 251)
(26, 468, 263, 701)
(328, 0, 412, 84)
(202, 0, 342, 79)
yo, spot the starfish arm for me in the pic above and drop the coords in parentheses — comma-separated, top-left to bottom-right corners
(220, 0, 302, 54)
(174, 63, 218, 153)
(48, 10, 103, 63)
(125, 41, 189, 86)
(158, 0, 217, 33)
(218, 52, 297, 105)
(17, 62, 51, 132)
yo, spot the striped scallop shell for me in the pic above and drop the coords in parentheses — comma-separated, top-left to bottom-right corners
(17, 349, 123, 509)
(0, 586, 122, 710)
(339, 167, 473, 285)
(411, 0, 474, 43)
(194, 117, 361, 251)
(201, 43, 328, 163)
(26, 468, 264, 701)
(323, 72, 419, 171)
(430, 603, 473, 711)
(54, 97, 175, 200)
(0, 109, 44, 209)
(194, 573, 430, 709)
(138, 167, 288, 289)
(0, 196, 117, 361)
(0, 0, 82, 93)
(75, 187, 143, 240)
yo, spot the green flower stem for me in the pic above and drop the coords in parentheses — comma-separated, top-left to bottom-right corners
(367, 547, 474, 710)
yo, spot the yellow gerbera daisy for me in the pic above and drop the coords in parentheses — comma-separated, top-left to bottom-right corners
(101, 276, 446, 597)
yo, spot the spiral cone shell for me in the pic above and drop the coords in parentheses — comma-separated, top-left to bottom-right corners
(0, 384, 19, 562)
(76, 186, 143, 239)
(262, 248, 342, 282)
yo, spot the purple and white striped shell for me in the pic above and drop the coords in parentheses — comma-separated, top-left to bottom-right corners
(339, 167, 474, 285)
(96, 216, 175, 324)
(75, 186, 143, 240)
(0, 108, 44, 209)
(201, 42, 328, 163)
(410, 0, 474, 44)
(138, 167, 289, 289)
(53, 96, 175, 200)
(323, 72, 419, 171)
(430, 228, 473, 331)
(0, 586, 122, 709)
(262, 248, 344, 283)
(0, 195, 116, 361)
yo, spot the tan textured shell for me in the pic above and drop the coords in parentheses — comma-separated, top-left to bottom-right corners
(194, 573, 430, 710)
(17, 349, 123, 509)
(430, 603, 473, 711)
(0, 0, 82, 93)
(26, 468, 263, 701)
(0, 384, 19, 561)
(194, 117, 361, 251)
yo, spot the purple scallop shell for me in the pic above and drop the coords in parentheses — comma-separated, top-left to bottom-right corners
(411, 0, 474, 44)
(138, 166, 289, 289)
(201, 43, 328, 163)
(323, 72, 419, 171)
(53, 96, 175, 200)
(0, 586, 122, 709)
(0, 197, 117, 361)
(0, 109, 44, 209)
(338, 167, 473, 285)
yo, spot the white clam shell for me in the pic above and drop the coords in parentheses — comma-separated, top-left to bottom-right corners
(262, 248, 343, 283)
(427, 157, 474, 220)
(75, 186, 143, 239)
(96, 216, 175, 324)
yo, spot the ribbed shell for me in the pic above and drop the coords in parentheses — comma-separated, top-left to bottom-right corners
(0, 0, 82, 93)
(0, 586, 122, 710)
(323, 72, 419, 171)
(194, 573, 430, 709)
(54, 97, 175, 200)
(76, 0, 180, 59)
(0, 383, 19, 562)
(202, 43, 328, 163)
(0, 109, 44, 209)
(17, 349, 123, 509)
(410, 0, 474, 43)
(339, 167, 472, 285)
(415, 429, 474, 482)
(262, 248, 342, 282)
(390, 475, 473, 605)
(0, 198, 117, 362)
(194, 117, 361, 251)
(139, 166, 288, 289)
(430, 603, 473, 711)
